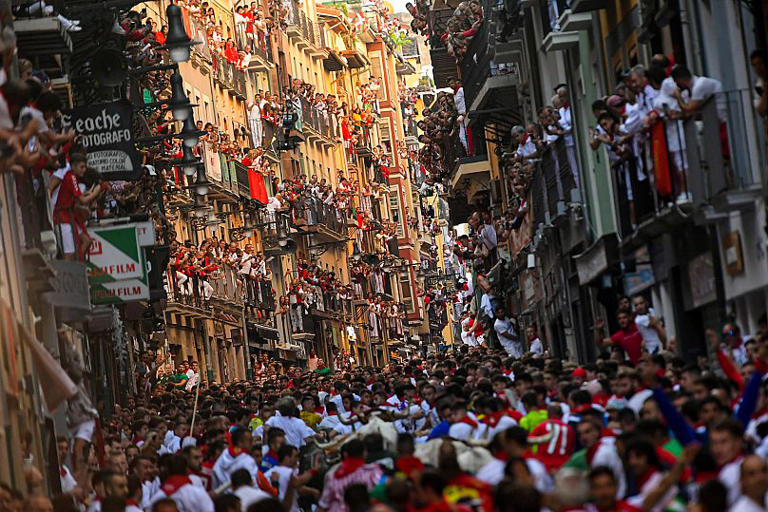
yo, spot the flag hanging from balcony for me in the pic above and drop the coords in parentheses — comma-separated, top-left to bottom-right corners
(248, 168, 268, 204)
(651, 121, 672, 197)
(351, 206, 363, 229)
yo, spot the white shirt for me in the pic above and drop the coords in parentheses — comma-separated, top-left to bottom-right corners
(495, 317, 522, 358)
(626, 470, 677, 512)
(150, 481, 215, 512)
(233, 485, 271, 512)
(690, 75, 726, 120)
(265, 414, 315, 448)
(731, 495, 768, 512)
(719, 456, 744, 506)
(558, 105, 574, 146)
(264, 465, 299, 512)
(479, 223, 497, 251)
(60, 464, 77, 494)
(634, 314, 662, 353)
(480, 293, 495, 319)
(454, 87, 466, 116)
(185, 371, 200, 391)
(19, 105, 49, 134)
(591, 438, 626, 498)
(516, 137, 537, 159)
(529, 337, 544, 355)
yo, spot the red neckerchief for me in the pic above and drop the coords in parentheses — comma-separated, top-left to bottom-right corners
(458, 416, 478, 428)
(493, 450, 509, 462)
(126, 499, 140, 507)
(395, 455, 424, 476)
(228, 446, 242, 457)
(334, 457, 366, 478)
(572, 404, 592, 414)
(60, 467, 67, 477)
(636, 467, 657, 488)
(483, 411, 505, 427)
(586, 441, 601, 465)
(265, 449, 277, 460)
(719, 454, 743, 471)
(161, 475, 191, 496)
(327, 411, 337, 416)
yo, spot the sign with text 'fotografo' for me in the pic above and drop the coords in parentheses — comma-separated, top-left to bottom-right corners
(87, 225, 149, 304)
(61, 100, 141, 180)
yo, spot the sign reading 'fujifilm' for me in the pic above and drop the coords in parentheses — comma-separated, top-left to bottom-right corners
(87, 224, 150, 304)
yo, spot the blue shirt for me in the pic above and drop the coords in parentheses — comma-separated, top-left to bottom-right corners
(428, 420, 450, 440)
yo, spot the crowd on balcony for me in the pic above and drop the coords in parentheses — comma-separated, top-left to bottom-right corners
(167, 237, 276, 317)
(586, 55, 728, 226)
(444, 0, 484, 61)
(406, 0, 431, 36)
(279, 259, 356, 334)
(417, 89, 462, 181)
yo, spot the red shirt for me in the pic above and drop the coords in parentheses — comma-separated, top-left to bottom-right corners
(528, 418, 575, 473)
(610, 323, 643, 364)
(54, 171, 82, 223)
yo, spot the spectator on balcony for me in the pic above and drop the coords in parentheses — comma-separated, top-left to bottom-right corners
(671, 66, 725, 119)
(555, 84, 579, 188)
(450, 78, 468, 152)
(751, 49, 768, 119)
(588, 99, 610, 150)
(511, 125, 538, 162)
(650, 65, 690, 204)
(247, 93, 263, 148)
(53, 153, 105, 260)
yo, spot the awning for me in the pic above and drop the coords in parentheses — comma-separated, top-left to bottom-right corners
(573, 233, 620, 285)
(247, 322, 279, 342)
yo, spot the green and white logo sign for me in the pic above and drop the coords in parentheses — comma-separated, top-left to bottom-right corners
(87, 224, 150, 304)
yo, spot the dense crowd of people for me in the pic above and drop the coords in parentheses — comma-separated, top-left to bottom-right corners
(11, 320, 768, 512)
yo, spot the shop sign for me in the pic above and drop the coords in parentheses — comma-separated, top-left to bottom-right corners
(43, 260, 91, 311)
(61, 100, 141, 180)
(87, 224, 149, 304)
(687, 252, 716, 309)
(624, 267, 655, 296)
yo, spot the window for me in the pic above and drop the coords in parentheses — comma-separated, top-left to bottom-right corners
(369, 53, 387, 102)
(389, 193, 403, 237)
(380, 119, 393, 157)
(401, 38, 419, 60)
(400, 273, 413, 309)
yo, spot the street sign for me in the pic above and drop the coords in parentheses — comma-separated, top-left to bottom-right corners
(87, 224, 150, 304)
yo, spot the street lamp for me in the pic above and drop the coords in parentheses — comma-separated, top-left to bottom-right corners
(351, 242, 362, 262)
(175, 145, 204, 177)
(168, 72, 195, 122)
(160, 4, 198, 64)
(176, 117, 207, 148)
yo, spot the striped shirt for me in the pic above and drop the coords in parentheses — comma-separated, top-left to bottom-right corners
(318, 464, 383, 512)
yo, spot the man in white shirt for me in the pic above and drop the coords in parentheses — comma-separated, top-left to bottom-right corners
(671, 66, 726, 120)
(264, 398, 315, 448)
(231, 468, 270, 512)
(631, 295, 665, 354)
(263, 445, 305, 512)
(452, 79, 468, 151)
(555, 84, 579, 188)
(494, 306, 522, 358)
(526, 325, 544, 355)
(185, 361, 199, 392)
(732, 455, 768, 512)
(512, 125, 538, 161)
